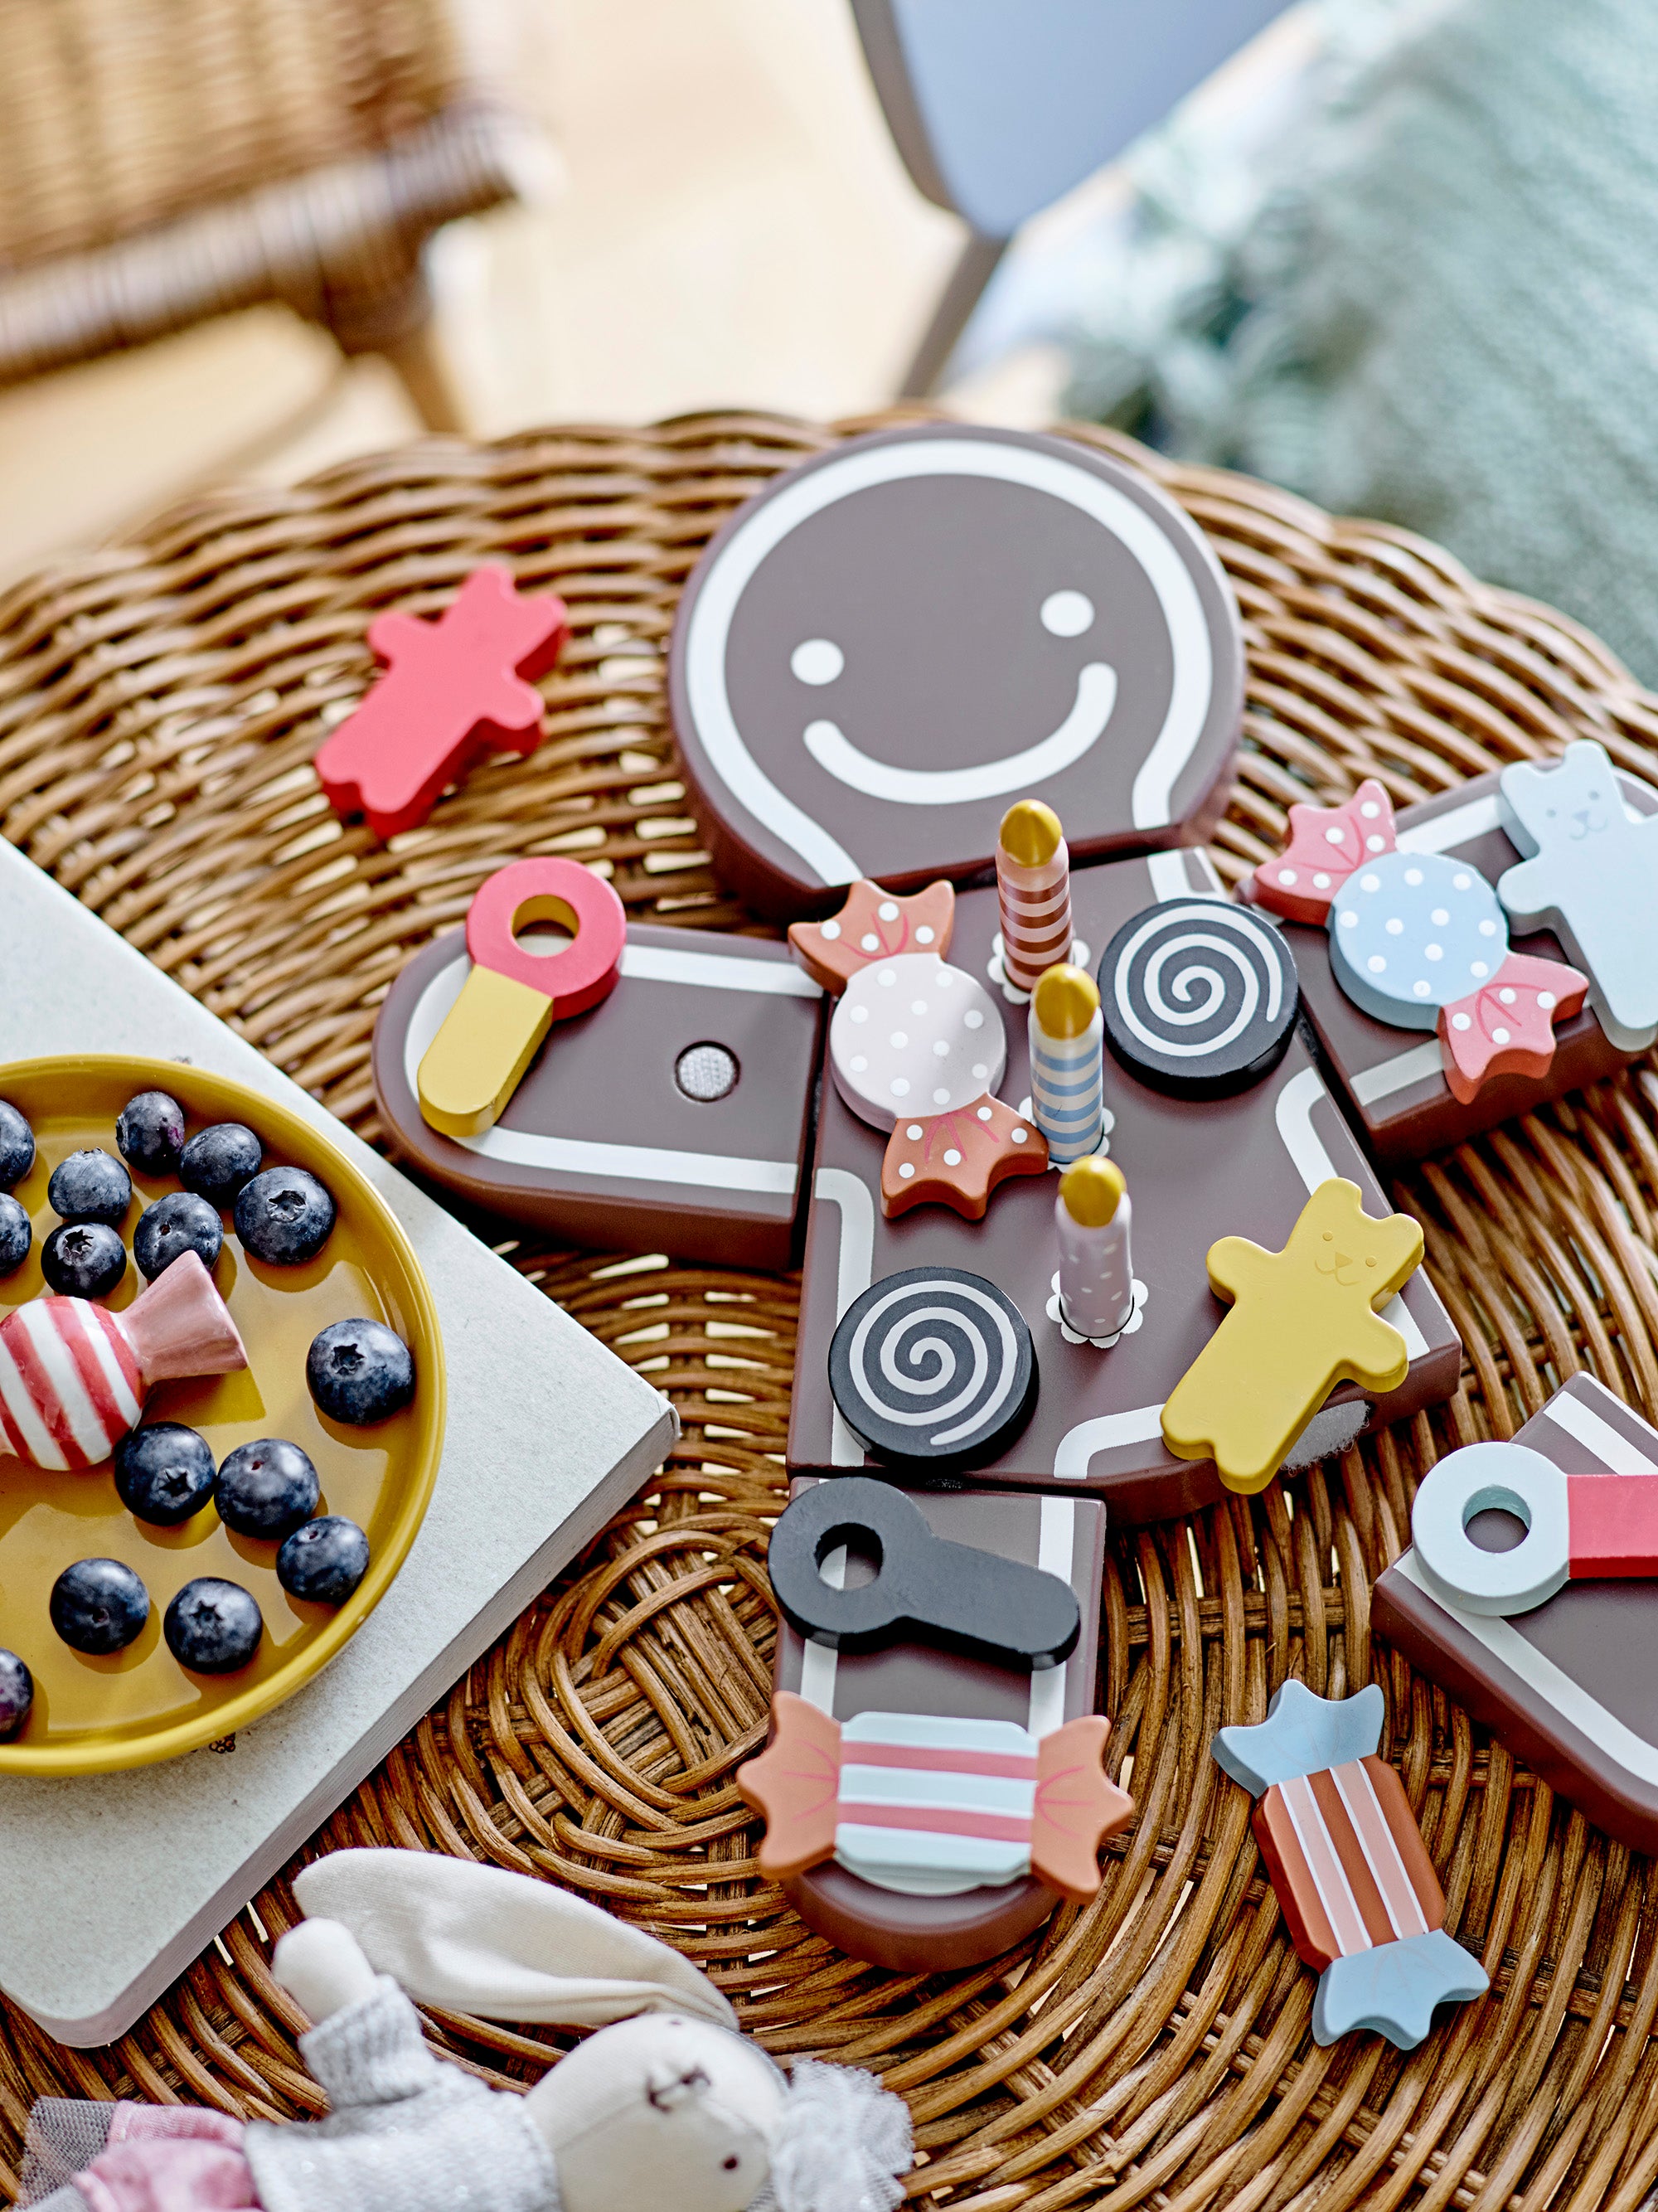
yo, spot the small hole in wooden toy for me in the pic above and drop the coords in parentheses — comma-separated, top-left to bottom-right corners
(509, 894, 579, 955)
(817, 1526, 883, 1588)
(1466, 1506, 1530, 1554)
(675, 1043, 739, 1101)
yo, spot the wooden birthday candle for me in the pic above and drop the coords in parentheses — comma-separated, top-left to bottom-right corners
(996, 799, 1073, 994)
(1056, 1157, 1134, 1341)
(1029, 966, 1104, 1166)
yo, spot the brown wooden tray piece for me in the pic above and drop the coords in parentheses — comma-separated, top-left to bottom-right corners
(2, 414, 1658, 2212)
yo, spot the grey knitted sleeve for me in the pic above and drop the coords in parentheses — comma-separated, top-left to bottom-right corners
(296, 1977, 448, 2109)
(245, 1979, 560, 2212)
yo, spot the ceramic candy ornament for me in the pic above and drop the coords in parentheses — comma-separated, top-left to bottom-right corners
(1247, 779, 1588, 1103)
(1496, 738, 1658, 1050)
(21, 1848, 913, 2212)
(0, 1250, 245, 1472)
(1212, 1681, 1488, 2047)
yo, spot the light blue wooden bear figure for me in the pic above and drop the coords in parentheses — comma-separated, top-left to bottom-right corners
(1498, 740, 1658, 1051)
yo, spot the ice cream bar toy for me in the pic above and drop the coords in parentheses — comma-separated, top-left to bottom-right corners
(740, 1693, 1132, 1901)
(416, 857, 628, 1138)
(1410, 1439, 1658, 1615)
(1212, 1681, 1488, 2047)
(0, 1251, 246, 1472)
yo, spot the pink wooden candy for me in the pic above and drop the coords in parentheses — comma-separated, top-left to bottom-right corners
(0, 1251, 246, 1472)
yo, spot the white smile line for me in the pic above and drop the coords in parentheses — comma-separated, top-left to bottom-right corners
(802, 661, 1118, 807)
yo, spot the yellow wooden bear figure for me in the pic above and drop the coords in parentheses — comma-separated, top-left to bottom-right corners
(1161, 1178, 1424, 1493)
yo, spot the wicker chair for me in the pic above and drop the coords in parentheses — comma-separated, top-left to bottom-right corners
(0, 0, 544, 430)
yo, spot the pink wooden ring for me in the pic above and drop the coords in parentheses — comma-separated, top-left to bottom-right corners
(465, 859, 627, 1016)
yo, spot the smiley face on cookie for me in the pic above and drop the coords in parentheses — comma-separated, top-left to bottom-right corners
(669, 425, 1244, 917)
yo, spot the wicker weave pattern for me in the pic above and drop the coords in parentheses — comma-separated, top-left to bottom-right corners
(0, 0, 468, 267)
(2, 415, 1658, 2212)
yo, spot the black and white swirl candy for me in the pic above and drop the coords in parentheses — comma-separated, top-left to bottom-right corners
(1098, 899, 1299, 1098)
(827, 1266, 1037, 1472)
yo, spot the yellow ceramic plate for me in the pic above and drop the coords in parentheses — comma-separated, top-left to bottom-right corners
(0, 1057, 444, 1774)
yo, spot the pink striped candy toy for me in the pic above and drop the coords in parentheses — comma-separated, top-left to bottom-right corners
(0, 1250, 247, 1472)
(1212, 1679, 1489, 2047)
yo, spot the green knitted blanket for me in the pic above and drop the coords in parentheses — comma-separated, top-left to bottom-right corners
(1067, 0, 1658, 683)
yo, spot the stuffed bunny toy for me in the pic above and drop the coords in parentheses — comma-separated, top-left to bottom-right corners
(20, 1850, 912, 2212)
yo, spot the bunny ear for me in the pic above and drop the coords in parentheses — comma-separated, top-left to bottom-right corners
(292, 1850, 736, 2030)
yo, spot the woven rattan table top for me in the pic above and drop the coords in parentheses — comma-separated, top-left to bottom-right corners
(2, 411, 1658, 2212)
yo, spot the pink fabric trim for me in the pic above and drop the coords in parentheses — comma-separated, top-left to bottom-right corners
(80, 2107, 256, 2212)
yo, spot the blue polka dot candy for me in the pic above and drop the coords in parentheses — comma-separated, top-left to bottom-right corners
(1329, 852, 1588, 1102)
(1329, 855, 1509, 1031)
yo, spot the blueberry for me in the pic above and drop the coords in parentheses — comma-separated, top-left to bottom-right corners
(178, 1123, 262, 1209)
(0, 1195, 30, 1278)
(116, 1090, 187, 1178)
(0, 1651, 32, 1739)
(235, 1167, 336, 1266)
(0, 1102, 34, 1191)
(277, 1516, 371, 1607)
(51, 1559, 150, 1653)
(48, 1148, 130, 1226)
(41, 1221, 127, 1298)
(133, 1191, 223, 1282)
(306, 1319, 414, 1426)
(114, 1422, 216, 1526)
(163, 1578, 263, 1673)
(215, 1438, 319, 1540)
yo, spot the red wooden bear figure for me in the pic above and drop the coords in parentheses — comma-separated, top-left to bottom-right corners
(316, 565, 570, 841)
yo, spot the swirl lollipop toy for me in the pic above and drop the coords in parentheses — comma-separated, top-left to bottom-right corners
(0, 1250, 246, 1472)
(1245, 779, 1588, 1102)
(1098, 897, 1300, 1099)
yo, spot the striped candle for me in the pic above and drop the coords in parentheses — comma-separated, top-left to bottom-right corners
(1029, 965, 1104, 1167)
(996, 799, 1072, 993)
(1056, 1157, 1133, 1340)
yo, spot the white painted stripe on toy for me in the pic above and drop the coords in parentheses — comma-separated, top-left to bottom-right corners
(19, 1302, 108, 1462)
(0, 1340, 59, 1468)
(797, 1538, 843, 1713)
(1396, 795, 1500, 854)
(843, 1710, 1035, 1754)
(806, 665, 1121, 807)
(1394, 1547, 1658, 1784)
(835, 1825, 1029, 1887)
(465, 1131, 797, 1192)
(1273, 1066, 1428, 1359)
(1279, 1772, 1371, 1957)
(1053, 1404, 1166, 1480)
(618, 943, 822, 998)
(1029, 1499, 1076, 1738)
(1331, 1758, 1426, 1939)
(813, 1167, 875, 1467)
(79, 1307, 142, 1433)
(1350, 1041, 1444, 1106)
(838, 1767, 1036, 1817)
(1543, 1390, 1656, 1474)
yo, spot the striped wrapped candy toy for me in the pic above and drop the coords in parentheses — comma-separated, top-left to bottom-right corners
(0, 1250, 247, 1472)
(1212, 1679, 1488, 2047)
(739, 1694, 1132, 1901)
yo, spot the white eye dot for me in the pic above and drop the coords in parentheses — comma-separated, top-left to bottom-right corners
(791, 638, 844, 686)
(1040, 589, 1094, 638)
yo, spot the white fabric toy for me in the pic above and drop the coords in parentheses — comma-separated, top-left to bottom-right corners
(20, 1850, 912, 2212)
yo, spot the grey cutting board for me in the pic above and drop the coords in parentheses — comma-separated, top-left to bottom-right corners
(0, 838, 677, 2045)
